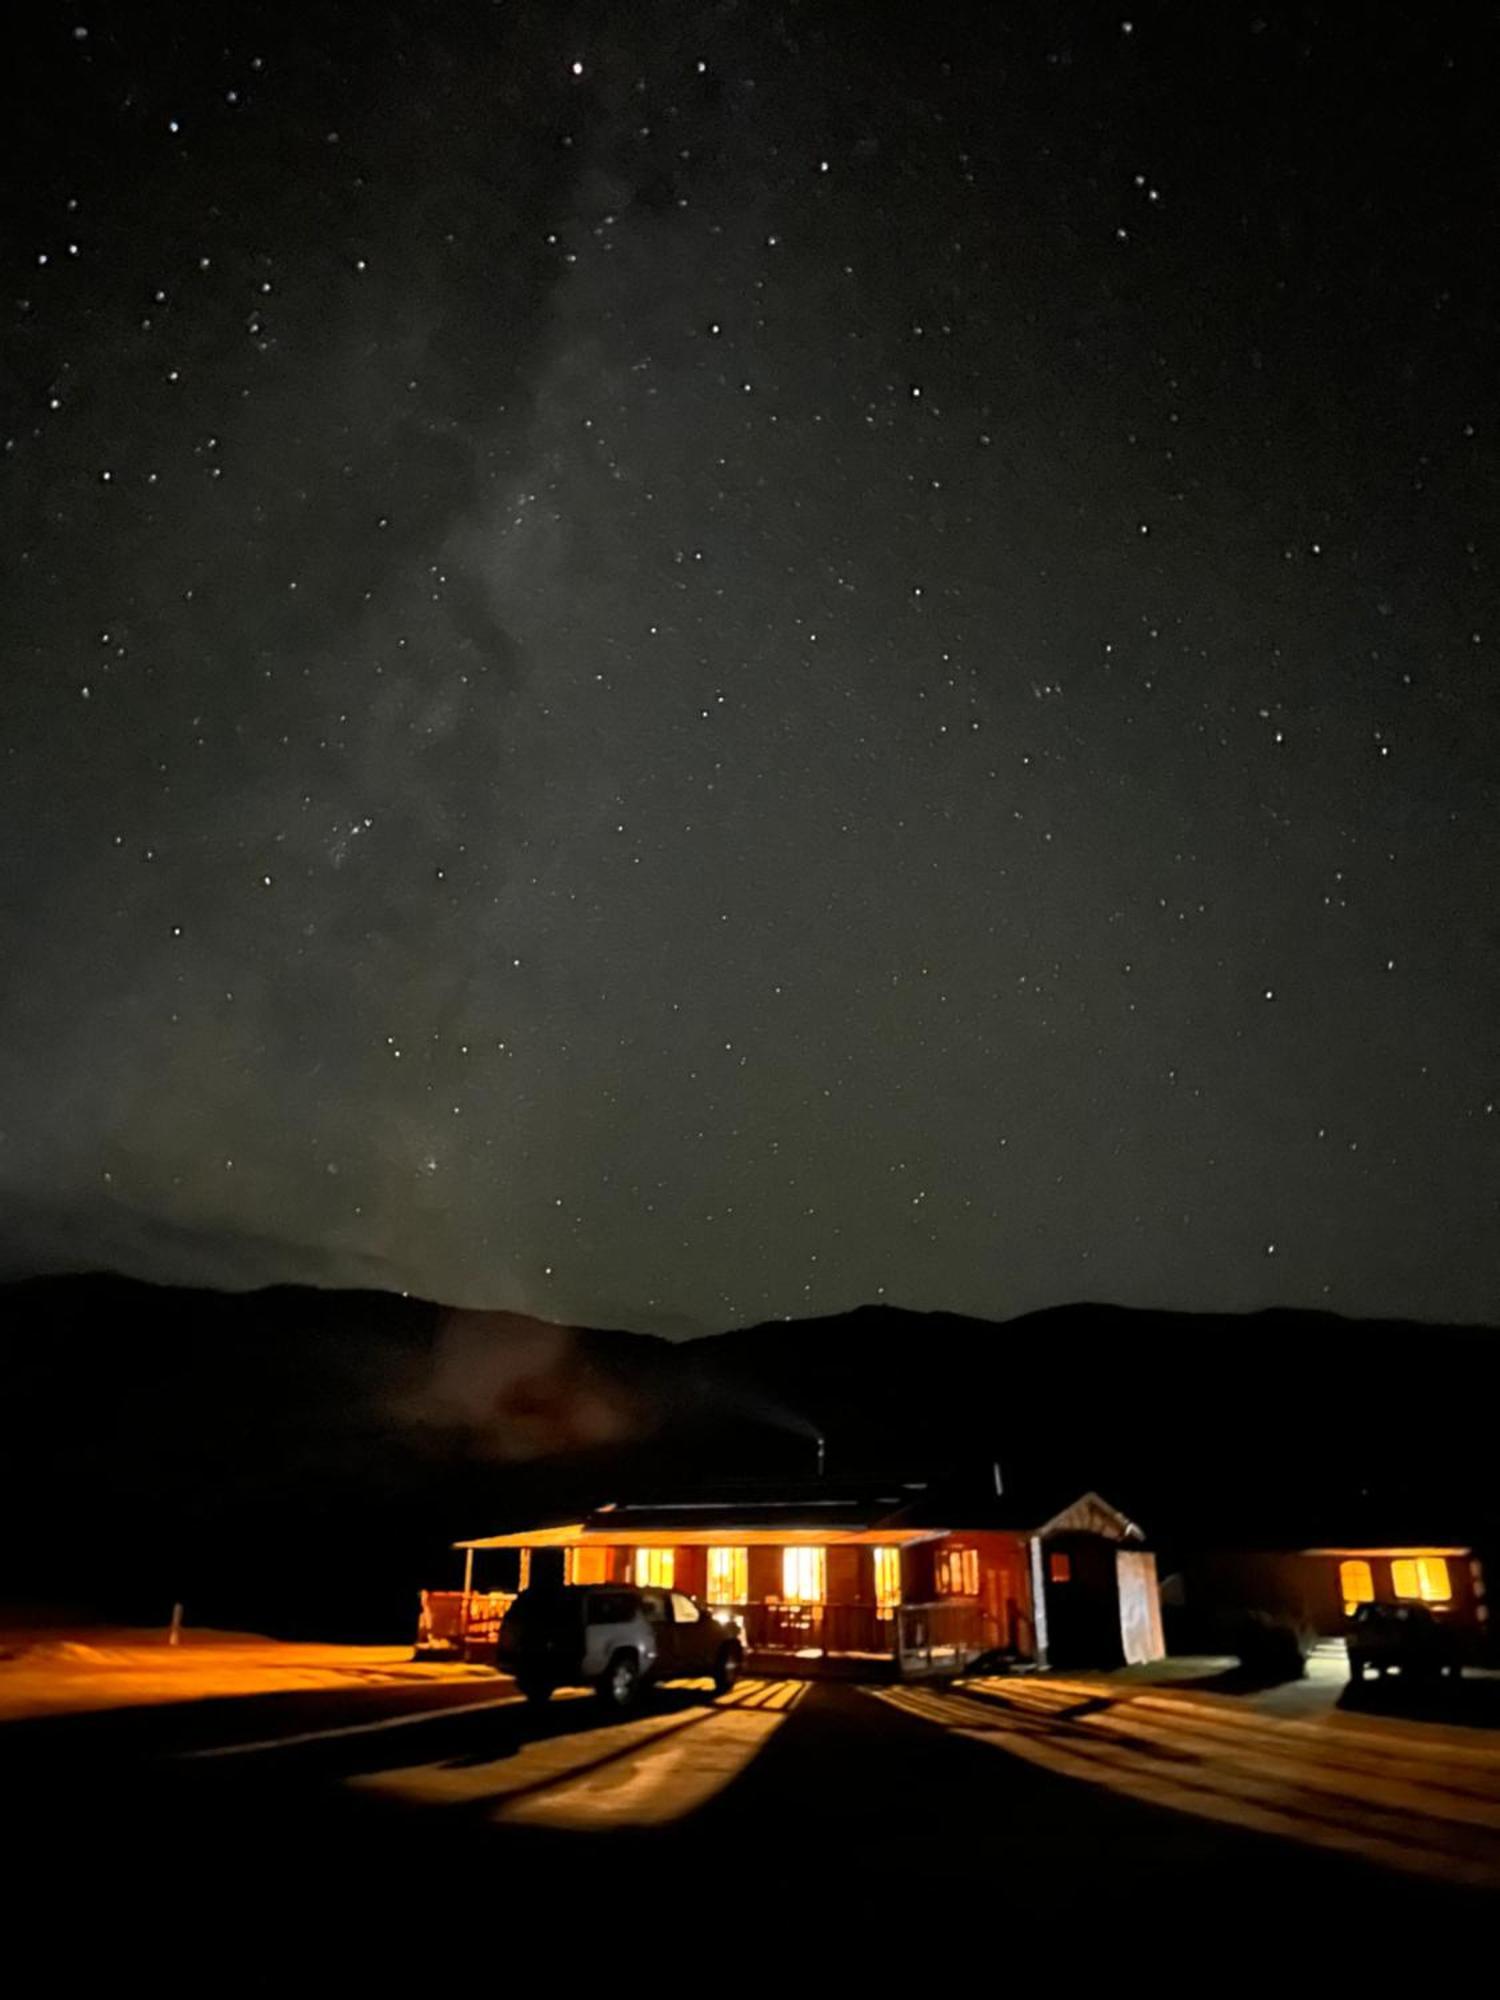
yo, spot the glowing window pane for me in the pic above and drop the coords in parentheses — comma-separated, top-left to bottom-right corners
(872, 1546, 901, 1611)
(567, 1545, 608, 1585)
(1339, 1559, 1374, 1614)
(1049, 1553, 1072, 1585)
(1392, 1556, 1450, 1603)
(706, 1546, 747, 1605)
(783, 1546, 826, 1604)
(938, 1546, 979, 1596)
(634, 1547, 674, 1588)
(1418, 1557, 1452, 1601)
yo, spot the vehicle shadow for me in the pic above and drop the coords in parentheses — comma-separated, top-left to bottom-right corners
(0, 1673, 513, 1776)
(0, 1675, 724, 1829)
(1338, 1672, 1500, 1729)
(1150, 1661, 1309, 1696)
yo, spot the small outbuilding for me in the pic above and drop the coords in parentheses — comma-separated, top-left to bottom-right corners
(1180, 1520, 1495, 1662)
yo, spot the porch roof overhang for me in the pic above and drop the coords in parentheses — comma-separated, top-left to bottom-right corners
(454, 1522, 947, 1552)
(1302, 1545, 1471, 1559)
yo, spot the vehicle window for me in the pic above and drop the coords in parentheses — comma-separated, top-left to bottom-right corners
(670, 1593, 702, 1624)
(638, 1589, 670, 1623)
(587, 1592, 638, 1625)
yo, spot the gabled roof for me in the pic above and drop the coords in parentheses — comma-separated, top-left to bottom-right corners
(1035, 1490, 1145, 1543)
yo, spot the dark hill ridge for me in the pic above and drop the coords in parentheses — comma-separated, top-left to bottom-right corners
(691, 1300, 1500, 1540)
(0, 1272, 1494, 1638)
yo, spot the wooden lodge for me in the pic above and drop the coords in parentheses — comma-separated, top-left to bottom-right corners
(418, 1480, 1166, 1679)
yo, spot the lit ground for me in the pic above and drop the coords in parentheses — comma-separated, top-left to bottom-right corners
(0, 1625, 490, 1721)
(6, 1640, 1496, 1965)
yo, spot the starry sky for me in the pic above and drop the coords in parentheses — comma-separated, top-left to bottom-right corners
(1, 2, 1496, 1336)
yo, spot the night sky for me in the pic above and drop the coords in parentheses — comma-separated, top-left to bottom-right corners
(1, 3, 1496, 1337)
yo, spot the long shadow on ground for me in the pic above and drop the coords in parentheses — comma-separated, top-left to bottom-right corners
(10, 1678, 1491, 1976)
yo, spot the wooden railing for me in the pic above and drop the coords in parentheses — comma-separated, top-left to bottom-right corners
(415, 1590, 513, 1660)
(731, 1600, 898, 1658)
(728, 1599, 998, 1670)
(895, 1599, 1000, 1676)
(416, 1589, 998, 1676)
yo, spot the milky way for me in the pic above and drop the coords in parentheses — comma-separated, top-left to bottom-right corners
(1, 3, 1496, 1332)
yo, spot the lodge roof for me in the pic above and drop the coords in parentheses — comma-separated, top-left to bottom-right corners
(454, 1480, 1146, 1551)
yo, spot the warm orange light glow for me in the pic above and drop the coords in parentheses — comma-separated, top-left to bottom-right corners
(782, 1546, 826, 1604)
(566, 1546, 609, 1585)
(633, 1547, 675, 1588)
(1339, 1558, 1374, 1615)
(937, 1547, 980, 1596)
(1391, 1556, 1451, 1603)
(1049, 1552, 1072, 1585)
(706, 1547, 748, 1605)
(872, 1546, 901, 1612)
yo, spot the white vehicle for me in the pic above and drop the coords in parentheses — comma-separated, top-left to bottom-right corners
(497, 1583, 745, 1710)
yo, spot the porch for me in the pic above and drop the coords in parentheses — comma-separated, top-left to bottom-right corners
(733, 1598, 1001, 1677)
(415, 1588, 513, 1663)
(416, 1586, 1001, 1678)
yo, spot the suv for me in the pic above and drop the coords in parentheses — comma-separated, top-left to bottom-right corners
(1346, 1601, 1462, 1683)
(497, 1584, 745, 1710)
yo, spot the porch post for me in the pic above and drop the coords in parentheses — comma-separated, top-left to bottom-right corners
(1028, 1535, 1050, 1670)
(462, 1546, 475, 1598)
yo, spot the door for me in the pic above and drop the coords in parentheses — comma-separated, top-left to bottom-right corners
(1116, 1549, 1165, 1664)
(1043, 1535, 1124, 1667)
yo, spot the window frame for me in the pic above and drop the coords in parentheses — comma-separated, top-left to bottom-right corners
(705, 1546, 748, 1607)
(633, 1546, 675, 1589)
(1339, 1558, 1374, 1615)
(937, 1546, 980, 1597)
(872, 1545, 902, 1613)
(782, 1545, 827, 1605)
(1390, 1555, 1451, 1604)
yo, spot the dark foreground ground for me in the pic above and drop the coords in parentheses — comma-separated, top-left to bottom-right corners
(7, 1664, 1496, 1977)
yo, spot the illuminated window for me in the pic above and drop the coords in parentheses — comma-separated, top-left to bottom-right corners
(872, 1546, 902, 1612)
(937, 1547, 980, 1596)
(633, 1547, 674, 1588)
(567, 1545, 608, 1585)
(1391, 1557, 1451, 1603)
(1049, 1552, 1072, 1585)
(706, 1547, 748, 1605)
(1339, 1559, 1374, 1615)
(783, 1546, 826, 1604)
